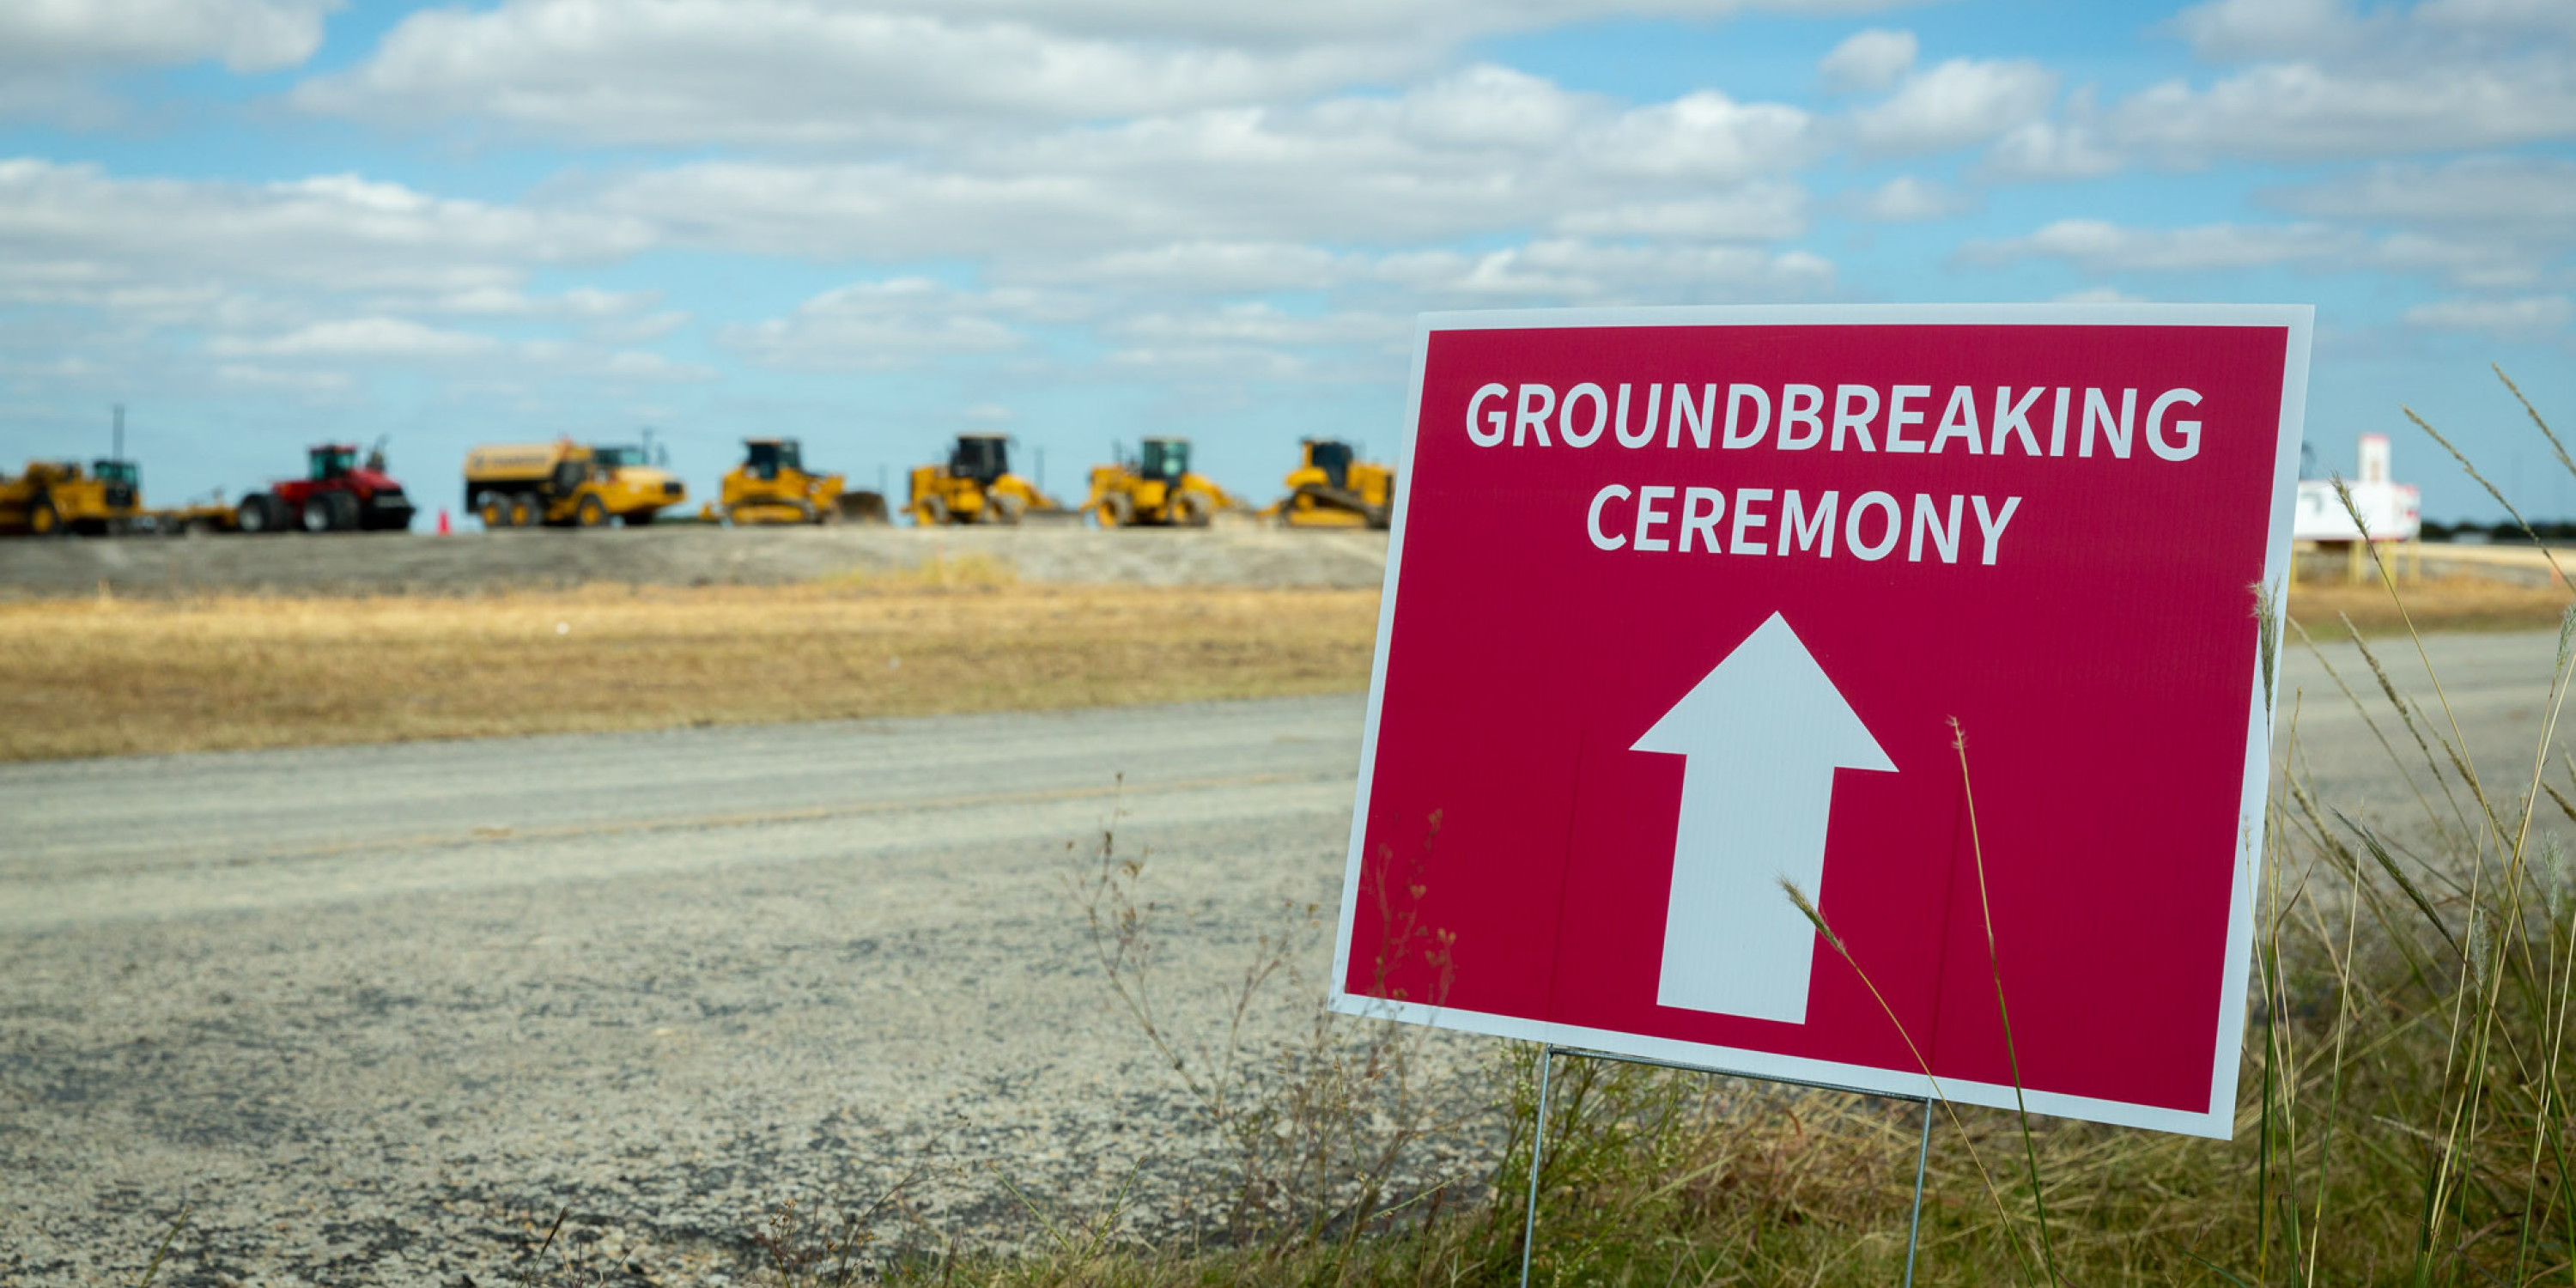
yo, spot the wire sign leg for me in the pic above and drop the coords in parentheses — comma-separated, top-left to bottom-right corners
(1518, 1046, 1555, 1288)
(1903, 1095, 1935, 1288)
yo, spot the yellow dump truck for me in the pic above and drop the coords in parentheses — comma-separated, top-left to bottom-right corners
(716, 437, 887, 525)
(1266, 439, 1394, 529)
(0, 459, 146, 536)
(464, 440, 685, 528)
(908, 434, 1061, 526)
(1084, 437, 1237, 527)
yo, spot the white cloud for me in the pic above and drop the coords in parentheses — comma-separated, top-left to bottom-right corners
(2115, 57, 2576, 160)
(720, 278, 1034, 371)
(293, 0, 1901, 143)
(2172, 0, 2375, 60)
(0, 0, 335, 73)
(2403, 295, 2573, 338)
(1961, 218, 2361, 273)
(2262, 155, 2576, 234)
(1382, 238, 1833, 304)
(589, 69, 1817, 261)
(1555, 182, 1808, 239)
(1850, 175, 1971, 222)
(211, 317, 504, 360)
(0, 160, 653, 301)
(1820, 27, 1917, 92)
(1984, 119, 2122, 178)
(1848, 58, 2057, 154)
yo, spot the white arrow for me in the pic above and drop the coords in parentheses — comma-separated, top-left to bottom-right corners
(1632, 612, 1896, 1024)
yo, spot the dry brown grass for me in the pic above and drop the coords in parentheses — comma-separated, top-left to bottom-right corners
(2289, 573, 2573, 635)
(0, 570, 1381, 761)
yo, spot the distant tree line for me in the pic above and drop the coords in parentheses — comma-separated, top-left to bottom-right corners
(2421, 519, 2576, 544)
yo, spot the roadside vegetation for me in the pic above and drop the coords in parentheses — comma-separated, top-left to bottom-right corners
(627, 374, 2576, 1286)
(0, 556, 1379, 761)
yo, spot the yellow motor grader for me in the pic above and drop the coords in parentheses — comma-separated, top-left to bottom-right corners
(716, 438, 888, 525)
(1083, 437, 1237, 528)
(1265, 439, 1394, 529)
(908, 434, 1061, 526)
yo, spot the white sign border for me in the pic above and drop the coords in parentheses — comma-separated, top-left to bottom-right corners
(1327, 301, 2313, 1141)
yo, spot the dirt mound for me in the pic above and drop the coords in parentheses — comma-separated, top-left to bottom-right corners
(0, 522, 1391, 598)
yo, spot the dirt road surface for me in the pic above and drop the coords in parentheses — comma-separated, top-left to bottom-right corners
(7, 632, 2571, 1284)
(0, 523, 1390, 599)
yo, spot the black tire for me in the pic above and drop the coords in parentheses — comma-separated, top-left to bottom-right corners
(984, 492, 1026, 526)
(918, 493, 950, 526)
(1096, 492, 1134, 528)
(236, 494, 279, 534)
(27, 495, 62, 537)
(508, 494, 540, 527)
(476, 491, 508, 529)
(574, 494, 611, 528)
(326, 492, 361, 532)
(1171, 489, 1213, 528)
(625, 509, 657, 527)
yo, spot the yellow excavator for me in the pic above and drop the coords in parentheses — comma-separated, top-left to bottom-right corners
(908, 434, 1061, 526)
(1266, 439, 1394, 529)
(1084, 437, 1238, 527)
(715, 438, 888, 525)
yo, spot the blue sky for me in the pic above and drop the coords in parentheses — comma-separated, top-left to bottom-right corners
(3, 0, 2573, 520)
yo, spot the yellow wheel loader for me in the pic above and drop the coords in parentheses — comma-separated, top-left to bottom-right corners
(0, 459, 146, 536)
(719, 438, 888, 526)
(908, 434, 1062, 526)
(465, 440, 687, 529)
(1264, 439, 1395, 529)
(1083, 437, 1237, 528)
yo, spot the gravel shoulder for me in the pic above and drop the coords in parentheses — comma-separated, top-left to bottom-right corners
(3, 696, 1490, 1286)
(0, 522, 1390, 598)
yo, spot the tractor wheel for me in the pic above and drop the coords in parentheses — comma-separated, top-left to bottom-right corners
(918, 494, 951, 526)
(325, 492, 361, 532)
(1096, 493, 1134, 528)
(574, 495, 611, 528)
(301, 495, 337, 533)
(507, 494, 540, 527)
(1171, 489, 1214, 528)
(987, 492, 1027, 526)
(476, 491, 509, 529)
(236, 494, 280, 534)
(27, 495, 61, 537)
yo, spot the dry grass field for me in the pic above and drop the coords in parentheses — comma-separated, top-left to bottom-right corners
(0, 563, 1381, 762)
(2287, 573, 2571, 635)
(4, 559, 2563, 763)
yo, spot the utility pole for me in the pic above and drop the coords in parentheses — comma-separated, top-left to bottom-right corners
(112, 404, 124, 462)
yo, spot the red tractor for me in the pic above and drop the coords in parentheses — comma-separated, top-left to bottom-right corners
(236, 441, 417, 534)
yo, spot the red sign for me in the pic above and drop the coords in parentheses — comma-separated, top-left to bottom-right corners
(1330, 305, 2310, 1138)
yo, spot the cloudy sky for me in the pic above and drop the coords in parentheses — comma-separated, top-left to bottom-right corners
(4, 0, 2573, 520)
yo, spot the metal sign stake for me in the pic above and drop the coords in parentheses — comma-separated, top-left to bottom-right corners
(1515, 1045, 1937, 1288)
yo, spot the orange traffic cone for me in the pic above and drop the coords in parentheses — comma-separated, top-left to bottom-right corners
(437, 507, 452, 536)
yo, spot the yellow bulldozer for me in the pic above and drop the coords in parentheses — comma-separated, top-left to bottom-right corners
(716, 437, 889, 525)
(1266, 439, 1395, 529)
(465, 439, 687, 528)
(0, 459, 146, 536)
(1084, 437, 1238, 528)
(908, 434, 1061, 526)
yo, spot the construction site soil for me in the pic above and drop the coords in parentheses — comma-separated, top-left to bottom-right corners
(0, 521, 1392, 598)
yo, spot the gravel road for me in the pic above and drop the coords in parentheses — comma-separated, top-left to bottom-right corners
(0, 522, 1390, 599)
(7, 629, 2570, 1285)
(3, 696, 1491, 1286)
